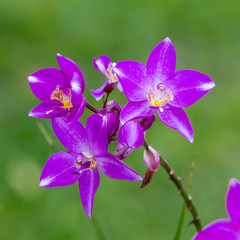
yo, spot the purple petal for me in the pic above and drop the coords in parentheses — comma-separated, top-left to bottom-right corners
(52, 116, 89, 153)
(70, 72, 84, 106)
(114, 143, 133, 160)
(117, 81, 123, 92)
(86, 114, 108, 156)
(193, 219, 240, 240)
(96, 153, 142, 181)
(227, 178, 240, 226)
(56, 53, 85, 92)
(90, 79, 108, 101)
(157, 105, 194, 143)
(67, 97, 86, 123)
(93, 55, 111, 76)
(120, 101, 155, 124)
(117, 121, 144, 149)
(135, 114, 156, 131)
(29, 102, 68, 118)
(28, 68, 67, 104)
(146, 37, 176, 85)
(39, 151, 80, 188)
(166, 70, 215, 108)
(78, 168, 100, 218)
(106, 111, 120, 137)
(114, 60, 152, 101)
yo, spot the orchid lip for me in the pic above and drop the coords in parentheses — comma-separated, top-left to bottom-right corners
(75, 152, 97, 169)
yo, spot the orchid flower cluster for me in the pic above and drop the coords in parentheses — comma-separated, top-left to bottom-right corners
(28, 37, 223, 238)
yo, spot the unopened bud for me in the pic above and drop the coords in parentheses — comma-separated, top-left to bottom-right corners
(135, 114, 156, 131)
(143, 145, 160, 171)
(105, 100, 122, 114)
(114, 143, 133, 160)
(106, 111, 120, 138)
(100, 100, 122, 144)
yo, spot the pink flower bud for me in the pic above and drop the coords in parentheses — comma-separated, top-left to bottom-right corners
(105, 100, 122, 115)
(100, 100, 122, 143)
(114, 143, 133, 160)
(143, 145, 160, 171)
(135, 114, 156, 131)
(106, 111, 120, 137)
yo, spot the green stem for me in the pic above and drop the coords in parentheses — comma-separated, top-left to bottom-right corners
(37, 121, 58, 152)
(174, 160, 195, 240)
(143, 140, 202, 232)
(92, 215, 106, 240)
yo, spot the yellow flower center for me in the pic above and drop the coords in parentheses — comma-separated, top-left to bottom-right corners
(75, 152, 97, 170)
(147, 86, 173, 108)
(51, 87, 73, 110)
(89, 159, 97, 168)
(83, 152, 97, 168)
(153, 100, 163, 106)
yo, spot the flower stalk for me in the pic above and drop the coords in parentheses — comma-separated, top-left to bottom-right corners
(143, 139, 202, 232)
(86, 101, 102, 114)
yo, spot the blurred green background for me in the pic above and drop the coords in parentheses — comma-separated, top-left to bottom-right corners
(1, 0, 240, 239)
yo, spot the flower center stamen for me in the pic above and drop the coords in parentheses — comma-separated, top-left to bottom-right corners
(89, 158, 97, 168)
(51, 87, 73, 110)
(146, 85, 173, 108)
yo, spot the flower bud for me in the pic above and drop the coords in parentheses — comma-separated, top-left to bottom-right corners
(106, 111, 120, 138)
(114, 143, 133, 160)
(143, 145, 160, 171)
(100, 100, 122, 143)
(135, 114, 156, 131)
(105, 100, 122, 115)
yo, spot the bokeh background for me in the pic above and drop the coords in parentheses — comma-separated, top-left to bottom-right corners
(1, 0, 240, 239)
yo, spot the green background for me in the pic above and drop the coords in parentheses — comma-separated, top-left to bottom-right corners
(1, 0, 240, 239)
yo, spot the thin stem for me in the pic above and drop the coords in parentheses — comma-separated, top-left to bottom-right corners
(86, 101, 103, 115)
(37, 121, 58, 152)
(92, 216, 106, 240)
(174, 160, 195, 240)
(143, 140, 202, 232)
(174, 199, 187, 240)
(103, 92, 110, 108)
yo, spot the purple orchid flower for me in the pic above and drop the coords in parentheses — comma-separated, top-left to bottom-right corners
(39, 114, 142, 218)
(115, 121, 144, 160)
(91, 55, 123, 101)
(28, 54, 86, 122)
(114, 37, 215, 142)
(193, 178, 240, 240)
